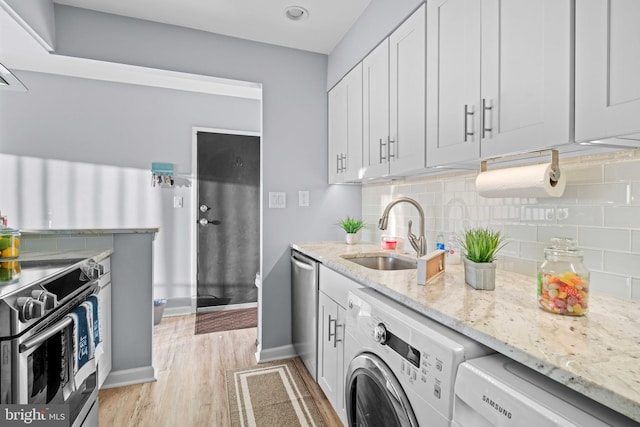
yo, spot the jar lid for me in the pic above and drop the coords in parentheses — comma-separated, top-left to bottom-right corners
(544, 237, 582, 257)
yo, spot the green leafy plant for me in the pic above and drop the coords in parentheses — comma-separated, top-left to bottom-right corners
(458, 228, 507, 263)
(338, 217, 366, 234)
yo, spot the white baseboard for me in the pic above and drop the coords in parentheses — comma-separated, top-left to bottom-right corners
(255, 344, 297, 363)
(163, 305, 193, 317)
(100, 366, 158, 389)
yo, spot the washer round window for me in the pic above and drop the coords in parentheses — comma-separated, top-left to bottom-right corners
(345, 353, 418, 427)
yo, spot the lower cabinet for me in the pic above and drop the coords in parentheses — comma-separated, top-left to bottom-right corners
(97, 258, 112, 389)
(317, 265, 362, 425)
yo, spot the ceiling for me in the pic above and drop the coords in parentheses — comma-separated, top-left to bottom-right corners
(54, 0, 372, 54)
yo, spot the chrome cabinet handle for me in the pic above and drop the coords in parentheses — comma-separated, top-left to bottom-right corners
(328, 315, 336, 342)
(334, 323, 343, 348)
(379, 138, 388, 163)
(482, 98, 492, 138)
(388, 137, 395, 160)
(336, 154, 347, 173)
(464, 104, 475, 142)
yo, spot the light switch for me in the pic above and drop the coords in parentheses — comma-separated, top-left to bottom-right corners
(173, 196, 183, 208)
(299, 191, 310, 207)
(269, 192, 286, 209)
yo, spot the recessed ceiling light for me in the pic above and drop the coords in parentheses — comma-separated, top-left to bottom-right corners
(284, 6, 309, 21)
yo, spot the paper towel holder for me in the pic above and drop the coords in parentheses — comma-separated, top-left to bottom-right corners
(480, 149, 561, 182)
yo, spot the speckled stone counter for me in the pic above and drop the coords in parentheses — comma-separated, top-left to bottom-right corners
(291, 241, 640, 423)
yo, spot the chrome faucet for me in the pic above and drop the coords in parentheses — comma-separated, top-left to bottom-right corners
(378, 197, 426, 257)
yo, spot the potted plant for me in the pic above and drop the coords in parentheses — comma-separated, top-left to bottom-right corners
(458, 227, 507, 290)
(338, 217, 366, 244)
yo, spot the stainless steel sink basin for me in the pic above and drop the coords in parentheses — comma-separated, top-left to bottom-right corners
(341, 255, 417, 271)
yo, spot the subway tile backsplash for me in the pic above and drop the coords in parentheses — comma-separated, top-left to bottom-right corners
(362, 150, 640, 300)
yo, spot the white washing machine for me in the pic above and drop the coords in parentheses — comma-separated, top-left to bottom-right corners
(344, 287, 494, 427)
(452, 354, 640, 427)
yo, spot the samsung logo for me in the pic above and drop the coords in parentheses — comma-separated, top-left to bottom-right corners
(482, 395, 513, 420)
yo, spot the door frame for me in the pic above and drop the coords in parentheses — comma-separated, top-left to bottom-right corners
(190, 127, 262, 314)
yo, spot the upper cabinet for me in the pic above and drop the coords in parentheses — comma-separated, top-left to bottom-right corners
(427, 0, 573, 166)
(575, 0, 640, 143)
(363, 4, 426, 179)
(328, 63, 363, 184)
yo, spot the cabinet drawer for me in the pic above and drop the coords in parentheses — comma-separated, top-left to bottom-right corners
(319, 265, 362, 308)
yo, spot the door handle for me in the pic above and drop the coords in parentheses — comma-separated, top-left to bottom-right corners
(198, 218, 221, 226)
(388, 137, 395, 160)
(200, 204, 210, 213)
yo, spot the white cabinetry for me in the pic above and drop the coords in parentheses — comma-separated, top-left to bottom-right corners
(97, 257, 112, 389)
(328, 64, 363, 183)
(317, 265, 362, 424)
(427, 0, 572, 166)
(575, 0, 640, 143)
(363, 4, 426, 179)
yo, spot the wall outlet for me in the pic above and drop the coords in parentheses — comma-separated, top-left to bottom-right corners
(173, 196, 183, 208)
(269, 192, 286, 208)
(298, 191, 310, 207)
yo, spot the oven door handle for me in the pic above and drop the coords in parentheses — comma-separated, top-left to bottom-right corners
(19, 317, 73, 353)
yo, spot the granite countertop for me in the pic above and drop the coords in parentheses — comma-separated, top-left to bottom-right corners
(20, 228, 159, 235)
(18, 248, 114, 263)
(291, 241, 640, 423)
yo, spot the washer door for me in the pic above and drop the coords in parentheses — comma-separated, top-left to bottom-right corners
(345, 352, 418, 427)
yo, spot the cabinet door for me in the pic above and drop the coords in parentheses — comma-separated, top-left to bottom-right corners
(98, 281, 112, 389)
(389, 4, 426, 175)
(344, 64, 364, 182)
(480, 0, 572, 158)
(335, 304, 347, 424)
(576, 0, 640, 142)
(426, 0, 481, 166)
(317, 291, 340, 404)
(328, 79, 349, 184)
(363, 39, 391, 178)
(328, 64, 363, 184)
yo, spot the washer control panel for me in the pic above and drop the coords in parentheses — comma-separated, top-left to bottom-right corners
(347, 287, 492, 418)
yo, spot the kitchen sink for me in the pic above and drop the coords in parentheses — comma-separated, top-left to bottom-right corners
(341, 254, 417, 271)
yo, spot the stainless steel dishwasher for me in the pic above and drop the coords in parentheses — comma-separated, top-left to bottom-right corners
(291, 250, 318, 381)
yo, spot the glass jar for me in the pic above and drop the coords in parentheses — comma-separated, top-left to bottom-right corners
(537, 238, 589, 316)
(0, 226, 20, 260)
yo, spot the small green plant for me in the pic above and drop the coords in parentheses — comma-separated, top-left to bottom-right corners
(458, 228, 507, 263)
(338, 217, 366, 234)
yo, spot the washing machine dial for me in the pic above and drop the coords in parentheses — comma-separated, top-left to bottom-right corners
(373, 323, 387, 345)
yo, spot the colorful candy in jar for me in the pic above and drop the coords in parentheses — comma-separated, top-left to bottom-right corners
(537, 271, 589, 316)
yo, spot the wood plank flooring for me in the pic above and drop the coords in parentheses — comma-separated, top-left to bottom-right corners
(98, 314, 342, 427)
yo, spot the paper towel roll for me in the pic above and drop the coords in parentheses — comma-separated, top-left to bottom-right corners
(476, 163, 566, 198)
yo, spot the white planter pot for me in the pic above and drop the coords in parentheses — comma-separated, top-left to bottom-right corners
(345, 233, 360, 245)
(463, 258, 496, 290)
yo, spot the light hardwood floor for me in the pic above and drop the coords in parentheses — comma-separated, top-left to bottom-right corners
(98, 314, 342, 426)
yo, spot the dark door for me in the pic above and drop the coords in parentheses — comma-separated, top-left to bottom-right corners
(196, 132, 260, 309)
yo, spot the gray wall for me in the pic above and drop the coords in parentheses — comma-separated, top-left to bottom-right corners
(0, 70, 260, 310)
(3, 4, 363, 353)
(327, 0, 424, 89)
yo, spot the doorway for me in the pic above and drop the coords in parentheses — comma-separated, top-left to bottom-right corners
(194, 130, 260, 312)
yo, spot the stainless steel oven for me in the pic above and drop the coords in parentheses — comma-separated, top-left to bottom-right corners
(0, 258, 104, 427)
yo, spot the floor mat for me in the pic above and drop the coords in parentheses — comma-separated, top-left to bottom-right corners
(226, 359, 326, 427)
(194, 307, 257, 334)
